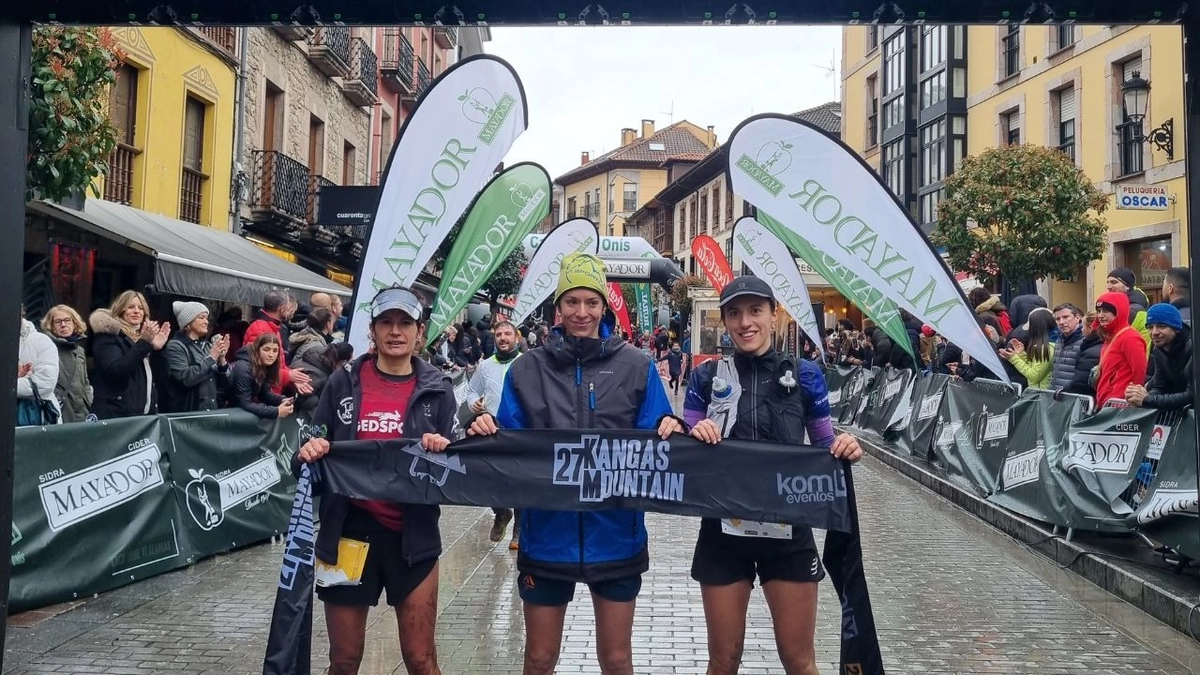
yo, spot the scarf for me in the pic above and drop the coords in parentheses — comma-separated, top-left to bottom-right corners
(495, 347, 520, 364)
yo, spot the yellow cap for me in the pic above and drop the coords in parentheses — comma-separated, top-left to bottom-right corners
(554, 253, 609, 305)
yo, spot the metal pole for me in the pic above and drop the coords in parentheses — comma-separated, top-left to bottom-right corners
(0, 22, 31, 669)
(1183, 15, 1200, 559)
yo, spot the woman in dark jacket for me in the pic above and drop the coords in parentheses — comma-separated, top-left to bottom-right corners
(1066, 311, 1104, 397)
(296, 285, 456, 675)
(162, 301, 230, 413)
(293, 342, 353, 413)
(229, 333, 294, 419)
(88, 290, 170, 419)
(42, 305, 93, 422)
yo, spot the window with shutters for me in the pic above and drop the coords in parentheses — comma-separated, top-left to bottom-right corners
(725, 186, 734, 222)
(866, 75, 879, 148)
(699, 193, 708, 234)
(1002, 111, 1020, 145)
(1001, 25, 1020, 78)
(689, 196, 698, 240)
(179, 97, 207, 224)
(104, 65, 140, 204)
(623, 183, 637, 212)
(1055, 24, 1077, 52)
(1057, 87, 1076, 161)
(711, 184, 721, 232)
(678, 205, 686, 245)
(342, 141, 357, 185)
(1117, 57, 1144, 176)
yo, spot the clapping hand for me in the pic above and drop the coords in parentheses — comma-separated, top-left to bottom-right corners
(150, 322, 171, 350)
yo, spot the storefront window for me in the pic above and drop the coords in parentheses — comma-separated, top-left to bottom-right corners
(1126, 237, 1172, 302)
(698, 308, 731, 355)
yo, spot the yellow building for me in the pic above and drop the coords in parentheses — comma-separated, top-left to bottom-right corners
(554, 120, 717, 238)
(98, 27, 239, 230)
(842, 24, 1187, 307)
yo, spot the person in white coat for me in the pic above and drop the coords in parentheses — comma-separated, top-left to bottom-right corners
(18, 305, 61, 424)
(468, 319, 522, 547)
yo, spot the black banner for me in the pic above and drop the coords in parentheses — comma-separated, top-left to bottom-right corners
(857, 368, 912, 438)
(321, 430, 852, 532)
(9, 411, 300, 613)
(1132, 414, 1200, 558)
(894, 374, 950, 461)
(262, 463, 318, 675)
(317, 428, 882, 675)
(315, 185, 379, 226)
(824, 366, 859, 424)
(929, 379, 1017, 496)
(986, 392, 1088, 524)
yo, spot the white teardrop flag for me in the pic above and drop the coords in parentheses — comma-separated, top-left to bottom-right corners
(510, 218, 600, 324)
(733, 217, 824, 360)
(726, 114, 1007, 381)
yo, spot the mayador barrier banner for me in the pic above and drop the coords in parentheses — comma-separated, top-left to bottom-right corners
(427, 162, 551, 337)
(691, 233, 734, 293)
(727, 115, 1005, 381)
(929, 378, 1018, 496)
(894, 373, 950, 460)
(1052, 405, 1157, 530)
(349, 55, 528, 353)
(9, 411, 301, 613)
(1133, 414, 1200, 559)
(316, 429, 883, 674)
(262, 463, 318, 675)
(987, 391, 1090, 524)
(733, 218, 824, 360)
(634, 282, 653, 334)
(511, 218, 599, 324)
(856, 367, 911, 438)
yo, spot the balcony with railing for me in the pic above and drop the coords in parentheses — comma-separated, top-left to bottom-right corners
(415, 60, 432, 97)
(434, 26, 457, 49)
(179, 167, 206, 224)
(342, 37, 379, 107)
(307, 175, 335, 224)
(583, 203, 600, 220)
(250, 150, 310, 235)
(103, 143, 138, 205)
(195, 27, 237, 58)
(381, 28, 416, 94)
(307, 26, 351, 78)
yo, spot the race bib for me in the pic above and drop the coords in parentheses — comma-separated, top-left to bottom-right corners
(314, 538, 370, 587)
(720, 518, 792, 539)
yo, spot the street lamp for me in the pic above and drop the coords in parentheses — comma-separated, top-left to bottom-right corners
(1121, 70, 1175, 160)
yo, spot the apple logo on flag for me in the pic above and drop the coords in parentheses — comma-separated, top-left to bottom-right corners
(755, 140, 794, 175)
(459, 88, 497, 124)
(510, 183, 533, 207)
(185, 468, 223, 531)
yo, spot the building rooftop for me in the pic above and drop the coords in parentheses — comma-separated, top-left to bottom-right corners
(554, 120, 715, 185)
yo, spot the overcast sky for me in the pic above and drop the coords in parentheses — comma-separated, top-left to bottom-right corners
(484, 27, 843, 180)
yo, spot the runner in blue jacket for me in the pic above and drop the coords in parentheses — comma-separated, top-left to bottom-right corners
(469, 252, 681, 675)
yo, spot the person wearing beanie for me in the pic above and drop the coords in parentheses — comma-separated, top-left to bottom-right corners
(162, 300, 230, 412)
(1107, 267, 1152, 350)
(1127, 303, 1192, 410)
(467, 250, 680, 675)
(1092, 291, 1148, 406)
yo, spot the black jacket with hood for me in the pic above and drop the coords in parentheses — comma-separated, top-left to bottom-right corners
(1065, 332, 1104, 396)
(297, 355, 457, 567)
(88, 309, 159, 419)
(1145, 328, 1193, 410)
(162, 333, 229, 413)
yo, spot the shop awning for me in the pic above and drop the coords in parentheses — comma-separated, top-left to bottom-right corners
(30, 199, 352, 305)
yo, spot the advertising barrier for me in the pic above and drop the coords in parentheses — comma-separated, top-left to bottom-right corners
(831, 365, 1200, 556)
(10, 410, 302, 613)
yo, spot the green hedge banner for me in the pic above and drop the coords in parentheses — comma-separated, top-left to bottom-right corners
(9, 411, 301, 613)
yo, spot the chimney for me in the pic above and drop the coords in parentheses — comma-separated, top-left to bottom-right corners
(581, 151, 590, 165)
(706, 125, 716, 149)
(621, 128, 636, 146)
(640, 119, 655, 138)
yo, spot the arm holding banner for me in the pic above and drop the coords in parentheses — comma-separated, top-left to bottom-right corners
(637, 360, 680, 432)
(800, 361, 836, 447)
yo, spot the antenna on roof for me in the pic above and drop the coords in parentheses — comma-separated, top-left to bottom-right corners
(812, 49, 838, 100)
(659, 101, 675, 124)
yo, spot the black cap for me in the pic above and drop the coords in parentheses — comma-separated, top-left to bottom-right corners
(719, 275, 774, 307)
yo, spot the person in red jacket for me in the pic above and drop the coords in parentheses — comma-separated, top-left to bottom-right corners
(1092, 291, 1148, 406)
(243, 289, 312, 395)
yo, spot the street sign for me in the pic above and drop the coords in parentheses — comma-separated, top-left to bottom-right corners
(1116, 184, 1170, 211)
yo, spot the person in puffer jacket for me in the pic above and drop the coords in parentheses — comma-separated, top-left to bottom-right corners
(969, 287, 1013, 335)
(1093, 291, 1148, 405)
(1049, 303, 1085, 391)
(468, 253, 680, 675)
